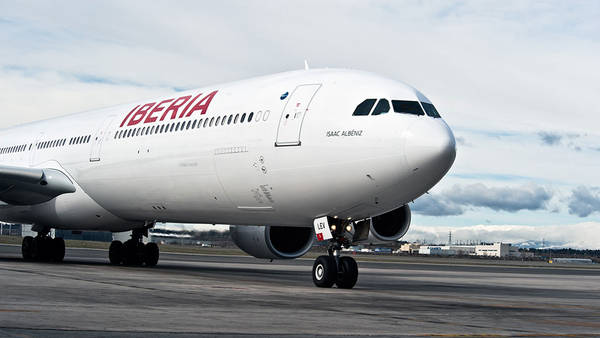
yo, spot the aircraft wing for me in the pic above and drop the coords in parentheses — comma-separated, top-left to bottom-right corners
(0, 165, 76, 205)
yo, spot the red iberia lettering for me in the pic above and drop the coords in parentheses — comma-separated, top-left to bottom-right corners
(161, 95, 192, 121)
(119, 90, 219, 128)
(179, 93, 202, 118)
(145, 99, 173, 123)
(186, 90, 218, 117)
(120, 105, 140, 127)
(128, 102, 156, 126)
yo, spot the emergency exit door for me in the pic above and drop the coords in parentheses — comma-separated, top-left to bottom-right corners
(89, 116, 115, 162)
(275, 84, 321, 147)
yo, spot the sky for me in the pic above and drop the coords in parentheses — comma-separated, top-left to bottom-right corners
(1, 1, 599, 248)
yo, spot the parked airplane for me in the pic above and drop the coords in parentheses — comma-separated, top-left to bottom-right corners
(0, 69, 455, 288)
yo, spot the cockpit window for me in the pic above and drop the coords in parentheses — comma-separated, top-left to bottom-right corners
(391, 100, 424, 116)
(371, 99, 390, 116)
(352, 99, 376, 116)
(422, 102, 442, 118)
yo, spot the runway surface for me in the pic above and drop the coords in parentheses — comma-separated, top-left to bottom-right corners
(0, 244, 599, 337)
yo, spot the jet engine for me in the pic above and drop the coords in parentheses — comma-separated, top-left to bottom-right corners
(230, 225, 314, 259)
(368, 204, 411, 242)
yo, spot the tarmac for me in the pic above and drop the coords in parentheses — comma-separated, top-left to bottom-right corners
(0, 244, 599, 337)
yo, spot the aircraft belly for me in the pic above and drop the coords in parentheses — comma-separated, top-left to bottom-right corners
(73, 151, 234, 222)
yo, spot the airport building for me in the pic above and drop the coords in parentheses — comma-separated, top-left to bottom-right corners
(549, 258, 593, 264)
(475, 243, 519, 258)
(418, 242, 520, 258)
(394, 243, 421, 254)
(0, 222, 22, 236)
(55, 229, 113, 242)
(418, 246, 453, 256)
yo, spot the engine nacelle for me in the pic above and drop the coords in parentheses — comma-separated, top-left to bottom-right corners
(368, 204, 411, 242)
(230, 225, 314, 259)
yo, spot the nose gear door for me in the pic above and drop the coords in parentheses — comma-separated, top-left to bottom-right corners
(275, 84, 321, 147)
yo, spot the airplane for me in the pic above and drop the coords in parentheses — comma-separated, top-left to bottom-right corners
(0, 68, 456, 289)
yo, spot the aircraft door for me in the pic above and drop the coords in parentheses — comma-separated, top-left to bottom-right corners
(29, 133, 43, 166)
(90, 116, 115, 162)
(275, 84, 321, 147)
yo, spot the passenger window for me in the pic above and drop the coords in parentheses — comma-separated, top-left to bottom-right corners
(198, 119, 203, 128)
(209, 117, 215, 127)
(371, 99, 390, 116)
(248, 112, 254, 122)
(215, 116, 221, 126)
(228, 115, 233, 125)
(392, 100, 425, 116)
(192, 120, 197, 129)
(422, 102, 442, 118)
(186, 121, 191, 130)
(221, 116, 226, 126)
(241, 113, 246, 123)
(203, 118, 209, 128)
(234, 114, 239, 124)
(352, 99, 376, 116)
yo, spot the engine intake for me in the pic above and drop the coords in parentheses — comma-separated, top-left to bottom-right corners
(369, 204, 411, 242)
(230, 225, 314, 259)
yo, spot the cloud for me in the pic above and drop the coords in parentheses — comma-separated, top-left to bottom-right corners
(568, 186, 600, 217)
(537, 131, 587, 152)
(538, 131, 562, 145)
(412, 183, 553, 216)
(404, 222, 600, 249)
(0, 1, 598, 231)
(411, 194, 463, 216)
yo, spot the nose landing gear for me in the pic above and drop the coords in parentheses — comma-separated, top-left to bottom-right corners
(312, 236, 358, 289)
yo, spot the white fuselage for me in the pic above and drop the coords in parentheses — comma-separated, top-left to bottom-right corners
(0, 69, 456, 232)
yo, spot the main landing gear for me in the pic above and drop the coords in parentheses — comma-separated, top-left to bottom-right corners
(312, 236, 358, 289)
(21, 231, 65, 263)
(108, 228, 159, 267)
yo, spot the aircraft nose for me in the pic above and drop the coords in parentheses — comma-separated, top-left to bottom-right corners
(404, 119, 456, 179)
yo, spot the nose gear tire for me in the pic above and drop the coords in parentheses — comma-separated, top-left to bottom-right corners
(336, 256, 358, 289)
(312, 255, 337, 288)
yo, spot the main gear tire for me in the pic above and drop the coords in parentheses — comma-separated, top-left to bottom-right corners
(22, 236, 34, 260)
(109, 240, 123, 265)
(144, 242, 159, 267)
(51, 237, 65, 262)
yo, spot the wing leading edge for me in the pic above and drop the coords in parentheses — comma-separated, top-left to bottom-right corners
(0, 165, 76, 205)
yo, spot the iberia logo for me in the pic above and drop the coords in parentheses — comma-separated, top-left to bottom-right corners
(119, 90, 218, 128)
